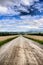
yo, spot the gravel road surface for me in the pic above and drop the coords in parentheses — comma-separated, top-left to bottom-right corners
(0, 36, 43, 65)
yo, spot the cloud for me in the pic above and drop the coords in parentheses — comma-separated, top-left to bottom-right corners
(0, 0, 43, 32)
(0, 6, 8, 14)
(22, 0, 39, 5)
(0, 17, 43, 32)
(0, 0, 42, 16)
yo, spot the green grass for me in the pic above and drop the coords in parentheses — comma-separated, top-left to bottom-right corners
(0, 36, 18, 47)
(24, 36, 43, 44)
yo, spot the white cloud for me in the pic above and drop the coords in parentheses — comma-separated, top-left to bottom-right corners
(0, 17, 43, 32)
(22, 0, 31, 5)
(0, 6, 8, 14)
(21, 0, 39, 5)
(0, 0, 43, 32)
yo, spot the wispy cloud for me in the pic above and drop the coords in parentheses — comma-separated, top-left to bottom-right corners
(0, 17, 43, 32)
(0, 0, 43, 32)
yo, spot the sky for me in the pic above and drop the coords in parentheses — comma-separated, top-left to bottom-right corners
(0, 0, 43, 32)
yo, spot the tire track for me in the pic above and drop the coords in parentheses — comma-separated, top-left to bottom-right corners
(0, 36, 43, 65)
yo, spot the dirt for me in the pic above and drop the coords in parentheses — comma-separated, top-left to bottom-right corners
(0, 36, 43, 65)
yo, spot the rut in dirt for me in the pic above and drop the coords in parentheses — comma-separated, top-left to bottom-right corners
(0, 36, 43, 65)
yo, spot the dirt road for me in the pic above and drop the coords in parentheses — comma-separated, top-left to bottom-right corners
(0, 36, 43, 65)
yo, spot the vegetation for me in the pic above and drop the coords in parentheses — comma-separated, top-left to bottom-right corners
(0, 36, 18, 47)
(25, 37, 43, 44)
(0, 32, 43, 46)
(0, 32, 43, 36)
(24, 35, 43, 44)
(0, 32, 19, 36)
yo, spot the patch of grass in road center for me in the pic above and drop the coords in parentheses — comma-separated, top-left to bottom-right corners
(24, 36, 43, 44)
(0, 36, 18, 47)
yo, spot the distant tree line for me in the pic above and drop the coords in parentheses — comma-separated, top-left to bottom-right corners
(0, 32, 18, 36)
(0, 32, 43, 36)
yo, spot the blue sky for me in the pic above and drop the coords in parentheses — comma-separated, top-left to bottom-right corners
(0, 0, 43, 32)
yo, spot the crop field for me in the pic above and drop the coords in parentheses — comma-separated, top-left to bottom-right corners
(0, 35, 18, 41)
(24, 35, 43, 41)
(0, 35, 18, 46)
(24, 35, 43, 44)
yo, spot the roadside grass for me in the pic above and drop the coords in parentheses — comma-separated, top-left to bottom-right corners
(24, 36, 43, 44)
(0, 36, 18, 47)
